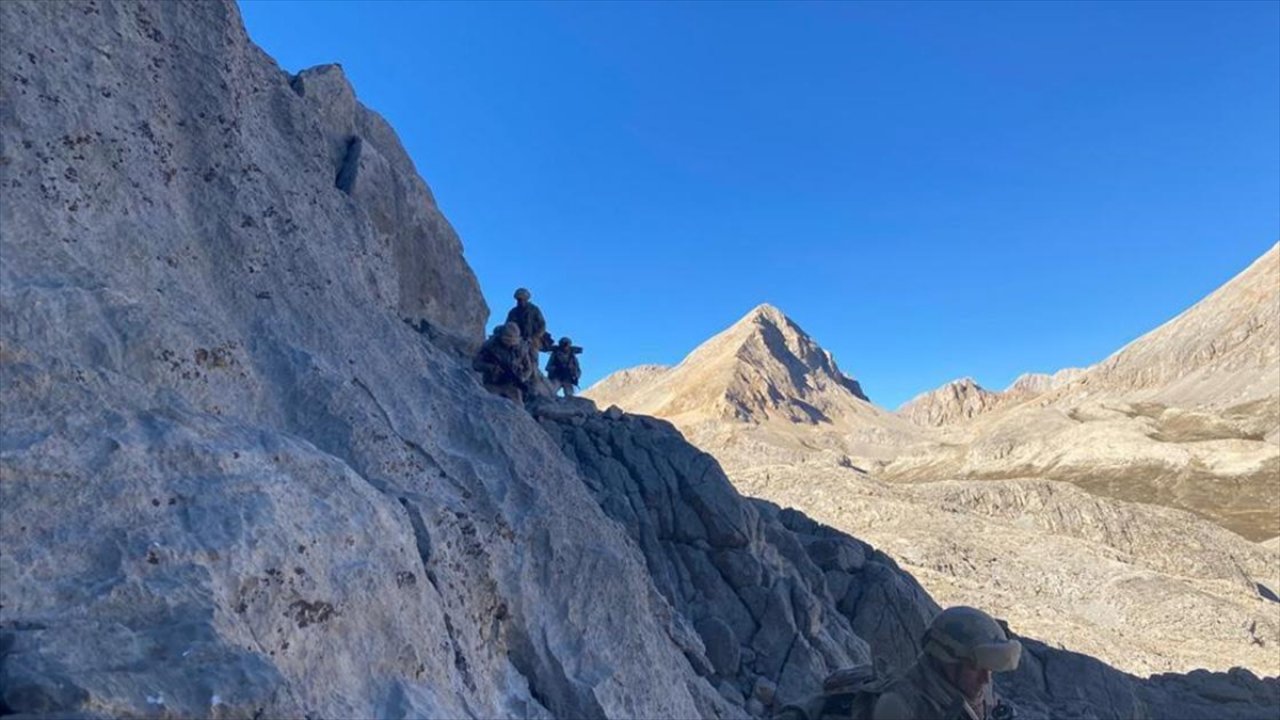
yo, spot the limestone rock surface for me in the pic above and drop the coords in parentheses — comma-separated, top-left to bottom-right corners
(0, 3, 721, 717)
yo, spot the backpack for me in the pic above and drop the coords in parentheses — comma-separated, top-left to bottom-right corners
(772, 665, 884, 720)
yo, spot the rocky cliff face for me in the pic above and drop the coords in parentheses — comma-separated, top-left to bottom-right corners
(1, 2, 720, 717)
(3, 2, 1277, 719)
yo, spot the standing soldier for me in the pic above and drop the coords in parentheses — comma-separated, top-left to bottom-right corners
(546, 337, 583, 398)
(506, 287, 548, 370)
(472, 322, 533, 404)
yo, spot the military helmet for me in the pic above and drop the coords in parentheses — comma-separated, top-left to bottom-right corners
(499, 322, 521, 343)
(514, 287, 532, 300)
(922, 606, 1021, 672)
(558, 336, 572, 347)
(492, 325, 507, 337)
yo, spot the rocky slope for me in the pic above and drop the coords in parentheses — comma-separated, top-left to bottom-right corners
(889, 245, 1279, 539)
(731, 462, 1280, 678)
(2, 2, 1277, 719)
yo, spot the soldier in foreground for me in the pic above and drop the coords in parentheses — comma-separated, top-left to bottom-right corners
(472, 322, 533, 404)
(545, 337, 583, 398)
(774, 606, 1020, 720)
(872, 606, 1020, 719)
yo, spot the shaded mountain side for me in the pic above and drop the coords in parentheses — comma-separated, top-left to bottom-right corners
(731, 460, 1279, 678)
(535, 402, 1280, 718)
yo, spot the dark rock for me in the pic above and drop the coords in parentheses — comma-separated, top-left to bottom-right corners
(695, 616, 740, 677)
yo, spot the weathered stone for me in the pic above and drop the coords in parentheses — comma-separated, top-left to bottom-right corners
(713, 548, 764, 590)
(695, 616, 740, 677)
(752, 676, 777, 705)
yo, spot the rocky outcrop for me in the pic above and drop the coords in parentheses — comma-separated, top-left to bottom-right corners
(0, 2, 722, 717)
(897, 370, 1088, 428)
(578, 364, 669, 411)
(1006, 368, 1085, 396)
(733, 462, 1280, 679)
(534, 399, 936, 708)
(535, 401, 1280, 718)
(898, 377, 1002, 427)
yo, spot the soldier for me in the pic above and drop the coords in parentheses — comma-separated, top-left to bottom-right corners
(505, 287, 548, 370)
(546, 337, 583, 398)
(871, 606, 1021, 720)
(472, 322, 533, 404)
(772, 606, 1019, 720)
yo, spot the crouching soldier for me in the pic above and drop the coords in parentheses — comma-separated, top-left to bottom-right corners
(773, 606, 1020, 720)
(473, 322, 533, 404)
(546, 337, 583, 398)
(872, 606, 1021, 719)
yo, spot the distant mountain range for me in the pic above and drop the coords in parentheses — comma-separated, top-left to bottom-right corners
(589, 243, 1279, 540)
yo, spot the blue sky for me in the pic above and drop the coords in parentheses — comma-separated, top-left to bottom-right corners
(241, 1, 1279, 409)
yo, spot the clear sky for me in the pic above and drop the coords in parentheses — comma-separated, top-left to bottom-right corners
(240, 1, 1279, 409)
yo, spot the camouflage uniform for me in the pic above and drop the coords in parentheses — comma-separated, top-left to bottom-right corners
(545, 338, 582, 398)
(473, 323, 533, 404)
(871, 606, 1020, 720)
(870, 655, 988, 720)
(505, 288, 547, 370)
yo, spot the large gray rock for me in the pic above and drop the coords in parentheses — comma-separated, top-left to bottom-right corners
(0, 2, 725, 718)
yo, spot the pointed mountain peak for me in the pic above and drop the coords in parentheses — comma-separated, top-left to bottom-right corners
(585, 303, 873, 424)
(740, 302, 789, 326)
(718, 303, 802, 344)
